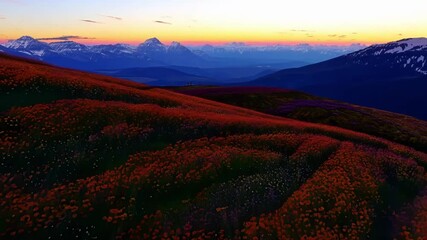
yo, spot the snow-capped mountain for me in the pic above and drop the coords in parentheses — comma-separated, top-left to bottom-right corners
(49, 41, 88, 54)
(136, 38, 206, 66)
(90, 44, 135, 56)
(168, 41, 191, 53)
(245, 38, 427, 120)
(2, 35, 367, 70)
(4, 36, 52, 57)
(348, 38, 427, 74)
(138, 38, 165, 50)
(1, 36, 207, 69)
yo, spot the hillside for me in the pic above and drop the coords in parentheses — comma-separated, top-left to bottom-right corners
(244, 38, 427, 120)
(1, 53, 427, 239)
(174, 86, 427, 152)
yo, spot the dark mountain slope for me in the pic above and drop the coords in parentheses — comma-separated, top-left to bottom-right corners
(245, 38, 427, 119)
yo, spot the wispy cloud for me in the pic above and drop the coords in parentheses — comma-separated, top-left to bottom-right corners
(37, 35, 96, 41)
(154, 20, 172, 25)
(102, 15, 122, 21)
(0, 16, 6, 19)
(81, 19, 102, 24)
(328, 34, 347, 38)
(352, 32, 358, 35)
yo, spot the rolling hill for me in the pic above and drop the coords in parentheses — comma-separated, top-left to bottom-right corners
(245, 38, 427, 120)
(173, 86, 427, 153)
(1, 53, 427, 239)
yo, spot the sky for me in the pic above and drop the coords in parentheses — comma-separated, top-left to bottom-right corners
(1, 0, 427, 46)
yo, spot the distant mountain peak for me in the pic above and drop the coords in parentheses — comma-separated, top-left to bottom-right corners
(17, 36, 37, 41)
(143, 37, 163, 46)
(4, 35, 42, 48)
(3, 36, 50, 56)
(170, 41, 181, 47)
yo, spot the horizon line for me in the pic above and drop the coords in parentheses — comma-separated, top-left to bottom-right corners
(0, 37, 374, 47)
(2, 35, 424, 47)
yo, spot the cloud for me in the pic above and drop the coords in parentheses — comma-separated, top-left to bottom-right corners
(154, 20, 172, 25)
(102, 15, 122, 21)
(397, 33, 403, 36)
(81, 19, 102, 24)
(328, 34, 347, 38)
(352, 32, 358, 34)
(0, 16, 5, 19)
(37, 35, 96, 41)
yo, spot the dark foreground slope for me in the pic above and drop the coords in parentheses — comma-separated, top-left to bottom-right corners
(1, 53, 427, 239)
(174, 86, 427, 152)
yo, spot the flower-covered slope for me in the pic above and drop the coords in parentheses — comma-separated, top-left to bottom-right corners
(1, 53, 426, 239)
(175, 86, 427, 153)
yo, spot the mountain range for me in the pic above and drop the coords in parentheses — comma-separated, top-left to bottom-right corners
(0, 36, 206, 69)
(0, 36, 361, 71)
(246, 38, 427, 120)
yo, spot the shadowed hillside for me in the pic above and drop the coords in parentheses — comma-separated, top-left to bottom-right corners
(1, 53, 427, 239)
(175, 86, 427, 153)
(243, 38, 427, 120)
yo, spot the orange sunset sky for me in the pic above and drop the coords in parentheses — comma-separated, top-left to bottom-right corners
(1, 0, 426, 46)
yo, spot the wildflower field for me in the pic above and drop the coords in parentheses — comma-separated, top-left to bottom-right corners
(1, 53, 426, 239)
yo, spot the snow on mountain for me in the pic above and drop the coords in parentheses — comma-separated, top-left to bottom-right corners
(348, 38, 427, 75)
(1, 36, 204, 67)
(4, 36, 43, 49)
(49, 41, 88, 53)
(90, 44, 135, 55)
(2, 36, 51, 57)
(167, 41, 193, 54)
(137, 38, 166, 53)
